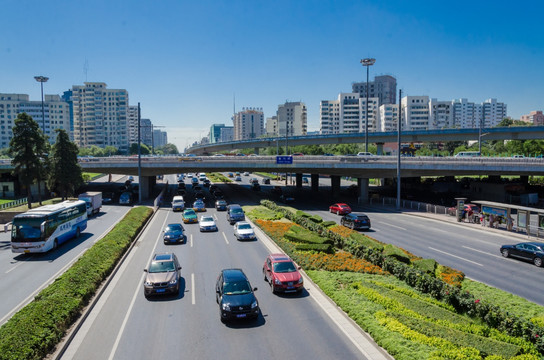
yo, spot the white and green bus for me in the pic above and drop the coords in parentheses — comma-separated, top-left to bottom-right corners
(11, 200, 88, 254)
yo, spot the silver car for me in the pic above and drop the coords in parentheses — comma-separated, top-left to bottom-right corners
(234, 221, 256, 241)
(199, 215, 218, 232)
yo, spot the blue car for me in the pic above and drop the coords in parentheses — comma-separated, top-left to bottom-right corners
(163, 223, 186, 244)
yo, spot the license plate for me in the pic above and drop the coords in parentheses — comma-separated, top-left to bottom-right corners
(156, 289, 166, 293)
(287, 286, 295, 290)
(24, 250, 30, 253)
(236, 314, 246, 318)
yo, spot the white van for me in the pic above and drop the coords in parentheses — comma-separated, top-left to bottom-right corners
(172, 196, 185, 212)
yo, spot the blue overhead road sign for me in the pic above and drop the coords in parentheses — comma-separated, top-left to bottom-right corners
(276, 156, 293, 164)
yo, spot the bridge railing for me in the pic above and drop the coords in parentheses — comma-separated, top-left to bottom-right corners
(371, 196, 449, 215)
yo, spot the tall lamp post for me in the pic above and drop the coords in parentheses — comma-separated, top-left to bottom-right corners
(478, 117, 483, 155)
(34, 76, 49, 134)
(360, 58, 375, 152)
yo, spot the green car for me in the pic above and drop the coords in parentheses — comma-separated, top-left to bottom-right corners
(182, 209, 198, 224)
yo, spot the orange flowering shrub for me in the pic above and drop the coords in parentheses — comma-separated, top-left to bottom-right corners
(296, 251, 387, 275)
(328, 224, 354, 238)
(437, 265, 465, 288)
(255, 219, 295, 241)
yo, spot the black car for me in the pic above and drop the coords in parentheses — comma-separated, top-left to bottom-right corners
(340, 213, 371, 230)
(213, 190, 224, 199)
(163, 223, 186, 244)
(178, 182, 186, 189)
(261, 178, 271, 184)
(252, 183, 261, 191)
(216, 269, 259, 322)
(215, 199, 228, 211)
(500, 242, 544, 267)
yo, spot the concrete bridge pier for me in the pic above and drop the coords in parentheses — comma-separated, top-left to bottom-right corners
(295, 173, 303, 188)
(376, 143, 384, 155)
(311, 174, 319, 192)
(138, 176, 151, 201)
(358, 178, 369, 204)
(254, 147, 260, 155)
(331, 175, 341, 197)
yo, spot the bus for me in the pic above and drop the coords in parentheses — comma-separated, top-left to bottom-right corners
(454, 151, 480, 158)
(11, 200, 88, 254)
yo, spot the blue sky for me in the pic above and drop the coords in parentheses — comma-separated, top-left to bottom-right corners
(2, 0, 543, 151)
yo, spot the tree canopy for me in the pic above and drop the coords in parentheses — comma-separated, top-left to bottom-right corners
(47, 129, 83, 199)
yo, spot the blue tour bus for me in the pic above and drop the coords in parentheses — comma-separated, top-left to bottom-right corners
(11, 200, 88, 253)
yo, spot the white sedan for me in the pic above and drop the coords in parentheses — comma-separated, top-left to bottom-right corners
(199, 215, 218, 232)
(234, 221, 256, 241)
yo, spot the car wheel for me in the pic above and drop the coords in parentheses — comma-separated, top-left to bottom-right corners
(501, 249, 509, 258)
(75, 227, 80, 238)
(350, 223, 355, 230)
(270, 281, 276, 294)
(263, 268, 268, 282)
(534, 257, 543, 267)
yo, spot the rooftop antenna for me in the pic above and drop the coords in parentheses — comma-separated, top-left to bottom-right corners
(83, 59, 89, 82)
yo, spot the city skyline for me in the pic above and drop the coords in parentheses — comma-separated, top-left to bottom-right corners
(2, 0, 543, 152)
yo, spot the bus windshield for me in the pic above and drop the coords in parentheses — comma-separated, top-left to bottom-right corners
(12, 217, 44, 242)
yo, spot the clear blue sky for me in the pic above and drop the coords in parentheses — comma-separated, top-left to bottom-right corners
(2, 0, 543, 151)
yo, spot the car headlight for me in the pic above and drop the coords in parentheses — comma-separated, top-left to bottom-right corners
(169, 278, 178, 285)
(298, 277, 304, 284)
(222, 303, 230, 311)
(274, 278, 282, 285)
(251, 300, 258, 309)
(144, 281, 153, 286)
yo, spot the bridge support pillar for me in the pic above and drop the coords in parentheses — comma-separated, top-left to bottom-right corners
(331, 175, 341, 196)
(358, 178, 369, 204)
(254, 147, 259, 155)
(488, 175, 501, 183)
(139, 176, 151, 201)
(311, 174, 319, 192)
(295, 173, 303, 188)
(376, 143, 384, 155)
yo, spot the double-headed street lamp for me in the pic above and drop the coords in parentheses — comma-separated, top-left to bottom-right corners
(360, 58, 375, 152)
(34, 76, 49, 134)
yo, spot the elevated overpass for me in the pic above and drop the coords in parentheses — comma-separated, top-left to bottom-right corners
(186, 126, 544, 155)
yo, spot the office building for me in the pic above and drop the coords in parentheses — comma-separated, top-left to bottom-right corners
(153, 129, 168, 148)
(320, 93, 378, 134)
(140, 118, 152, 147)
(265, 116, 278, 137)
(430, 99, 453, 129)
(219, 126, 234, 142)
(0, 93, 70, 148)
(209, 124, 228, 143)
(232, 108, 264, 140)
(482, 98, 507, 128)
(521, 110, 544, 125)
(277, 102, 307, 137)
(401, 96, 431, 131)
(378, 103, 399, 132)
(67, 82, 129, 153)
(352, 75, 397, 105)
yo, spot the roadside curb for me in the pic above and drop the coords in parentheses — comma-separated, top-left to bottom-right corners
(247, 216, 393, 360)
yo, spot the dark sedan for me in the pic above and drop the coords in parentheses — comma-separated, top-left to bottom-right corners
(163, 223, 186, 244)
(216, 269, 259, 323)
(500, 242, 544, 267)
(340, 212, 371, 230)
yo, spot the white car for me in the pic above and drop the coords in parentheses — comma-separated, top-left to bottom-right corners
(357, 152, 374, 156)
(199, 215, 217, 232)
(234, 221, 256, 240)
(243, 172, 250, 176)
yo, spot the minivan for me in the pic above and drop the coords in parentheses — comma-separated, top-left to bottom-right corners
(227, 204, 245, 225)
(172, 195, 184, 212)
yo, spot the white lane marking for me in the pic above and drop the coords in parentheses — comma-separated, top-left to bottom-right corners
(428, 247, 483, 266)
(377, 221, 406, 231)
(107, 213, 167, 360)
(190, 234, 193, 247)
(222, 232, 229, 244)
(5, 256, 33, 274)
(213, 213, 218, 221)
(462, 245, 503, 259)
(191, 273, 195, 305)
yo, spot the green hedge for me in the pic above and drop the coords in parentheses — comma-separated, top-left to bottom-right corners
(295, 243, 334, 253)
(0, 206, 153, 360)
(322, 220, 337, 228)
(383, 244, 411, 264)
(412, 258, 437, 274)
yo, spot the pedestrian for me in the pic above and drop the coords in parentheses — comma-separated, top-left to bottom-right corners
(507, 215, 513, 231)
(489, 214, 494, 228)
(480, 213, 485, 226)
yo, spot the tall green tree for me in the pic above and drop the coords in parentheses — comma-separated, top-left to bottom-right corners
(158, 143, 179, 155)
(48, 129, 84, 200)
(129, 143, 150, 155)
(9, 113, 47, 209)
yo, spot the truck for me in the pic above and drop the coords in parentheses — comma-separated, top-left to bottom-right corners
(78, 191, 102, 216)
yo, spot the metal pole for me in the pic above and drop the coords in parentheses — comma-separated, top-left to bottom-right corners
(285, 120, 289, 155)
(365, 65, 369, 152)
(151, 123, 154, 155)
(478, 116, 482, 155)
(137, 102, 142, 204)
(40, 81, 45, 134)
(397, 89, 402, 210)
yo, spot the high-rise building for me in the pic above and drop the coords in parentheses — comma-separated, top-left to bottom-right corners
(265, 116, 277, 137)
(209, 124, 227, 143)
(320, 93, 379, 134)
(482, 98, 507, 128)
(452, 99, 482, 129)
(277, 102, 307, 137)
(153, 129, 168, 148)
(352, 75, 397, 105)
(378, 103, 399, 132)
(401, 96, 431, 131)
(127, 105, 139, 145)
(232, 108, 264, 140)
(67, 82, 129, 153)
(521, 111, 544, 125)
(140, 118, 152, 147)
(219, 126, 234, 142)
(0, 93, 70, 148)
(429, 99, 453, 129)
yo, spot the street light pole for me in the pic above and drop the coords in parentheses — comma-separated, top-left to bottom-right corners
(478, 116, 483, 155)
(137, 102, 142, 205)
(360, 58, 375, 153)
(34, 76, 49, 135)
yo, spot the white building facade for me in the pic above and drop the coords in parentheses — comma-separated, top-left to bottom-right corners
(320, 93, 379, 134)
(232, 108, 264, 141)
(277, 102, 307, 137)
(352, 75, 397, 105)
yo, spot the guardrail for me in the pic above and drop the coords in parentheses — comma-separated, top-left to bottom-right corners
(0, 198, 28, 210)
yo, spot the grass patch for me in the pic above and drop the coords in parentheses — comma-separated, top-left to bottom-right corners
(0, 206, 153, 360)
(244, 205, 283, 221)
(254, 172, 277, 179)
(207, 173, 232, 183)
(3, 197, 77, 212)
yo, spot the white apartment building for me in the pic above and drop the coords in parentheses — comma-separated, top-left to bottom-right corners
(320, 93, 379, 134)
(378, 103, 399, 132)
(452, 98, 482, 128)
(482, 98, 507, 128)
(219, 126, 234, 142)
(68, 82, 129, 152)
(153, 129, 168, 148)
(127, 105, 139, 145)
(266, 116, 278, 137)
(429, 99, 453, 129)
(277, 102, 307, 137)
(232, 108, 264, 140)
(0, 93, 70, 148)
(401, 96, 431, 131)
(352, 75, 397, 105)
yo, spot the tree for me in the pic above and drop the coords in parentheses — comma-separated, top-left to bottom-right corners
(47, 129, 84, 200)
(158, 143, 178, 155)
(129, 143, 150, 155)
(9, 113, 48, 209)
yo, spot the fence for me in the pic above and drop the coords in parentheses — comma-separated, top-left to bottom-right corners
(370, 196, 449, 215)
(0, 198, 28, 210)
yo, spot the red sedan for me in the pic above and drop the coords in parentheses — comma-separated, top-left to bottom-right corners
(329, 203, 352, 215)
(263, 254, 304, 294)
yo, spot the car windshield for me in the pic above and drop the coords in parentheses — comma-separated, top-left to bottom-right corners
(184, 210, 195, 216)
(356, 216, 368, 220)
(201, 217, 213, 222)
(149, 261, 176, 273)
(273, 261, 296, 273)
(217, 201, 226, 205)
(166, 225, 182, 232)
(223, 281, 252, 295)
(238, 224, 251, 230)
(231, 208, 243, 214)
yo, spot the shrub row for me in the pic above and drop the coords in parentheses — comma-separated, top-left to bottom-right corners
(0, 206, 153, 360)
(260, 199, 544, 355)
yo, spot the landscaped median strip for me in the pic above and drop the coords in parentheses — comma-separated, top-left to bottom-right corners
(246, 200, 544, 360)
(0, 206, 153, 360)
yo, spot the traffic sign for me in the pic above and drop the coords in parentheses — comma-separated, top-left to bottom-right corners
(276, 156, 293, 164)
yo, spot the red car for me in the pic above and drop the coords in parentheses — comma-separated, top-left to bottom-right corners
(263, 254, 304, 294)
(329, 203, 352, 215)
